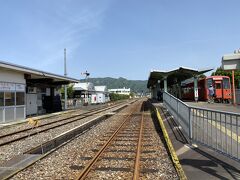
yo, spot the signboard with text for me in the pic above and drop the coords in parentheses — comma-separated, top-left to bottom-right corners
(0, 82, 15, 91)
(222, 53, 240, 70)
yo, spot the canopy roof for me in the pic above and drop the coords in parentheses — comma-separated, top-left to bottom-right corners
(0, 60, 79, 84)
(147, 67, 213, 88)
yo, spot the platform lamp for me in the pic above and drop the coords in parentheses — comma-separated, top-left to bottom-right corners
(81, 71, 90, 105)
(222, 49, 240, 105)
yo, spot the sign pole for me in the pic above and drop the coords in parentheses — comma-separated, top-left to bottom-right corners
(232, 70, 236, 105)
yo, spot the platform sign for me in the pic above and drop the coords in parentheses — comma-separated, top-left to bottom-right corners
(16, 84, 25, 92)
(222, 53, 240, 70)
(0, 82, 15, 91)
(221, 52, 240, 105)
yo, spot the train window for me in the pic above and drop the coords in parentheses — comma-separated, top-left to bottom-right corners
(223, 78, 230, 89)
(207, 78, 213, 88)
(215, 83, 221, 89)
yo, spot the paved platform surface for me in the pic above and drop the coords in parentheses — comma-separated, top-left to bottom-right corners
(185, 101, 240, 114)
(0, 103, 108, 129)
(154, 102, 240, 180)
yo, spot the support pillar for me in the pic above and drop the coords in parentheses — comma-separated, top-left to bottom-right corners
(194, 76, 198, 102)
(164, 77, 168, 92)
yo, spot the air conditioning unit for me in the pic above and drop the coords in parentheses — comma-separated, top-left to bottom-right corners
(27, 87, 37, 93)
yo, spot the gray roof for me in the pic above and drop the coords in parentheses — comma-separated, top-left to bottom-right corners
(0, 60, 80, 83)
(147, 67, 213, 88)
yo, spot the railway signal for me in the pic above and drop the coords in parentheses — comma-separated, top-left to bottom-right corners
(81, 71, 90, 105)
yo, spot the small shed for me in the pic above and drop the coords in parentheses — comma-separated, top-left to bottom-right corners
(94, 86, 109, 104)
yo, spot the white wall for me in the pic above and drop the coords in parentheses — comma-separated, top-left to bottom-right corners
(0, 69, 25, 84)
(97, 93, 105, 103)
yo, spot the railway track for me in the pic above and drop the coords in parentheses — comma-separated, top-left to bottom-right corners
(75, 100, 178, 179)
(0, 100, 139, 179)
(0, 100, 136, 167)
(0, 101, 131, 147)
(3, 100, 177, 179)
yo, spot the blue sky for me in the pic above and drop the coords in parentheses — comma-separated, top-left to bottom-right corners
(0, 0, 240, 80)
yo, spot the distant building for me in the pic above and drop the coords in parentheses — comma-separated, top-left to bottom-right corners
(73, 83, 110, 104)
(92, 86, 110, 104)
(108, 87, 131, 95)
(73, 82, 95, 104)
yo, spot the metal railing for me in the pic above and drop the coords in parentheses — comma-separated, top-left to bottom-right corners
(163, 91, 240, 161)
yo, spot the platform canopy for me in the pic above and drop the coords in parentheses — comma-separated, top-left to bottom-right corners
(147, 67, 213, 88)
(0, 60, 79, 85)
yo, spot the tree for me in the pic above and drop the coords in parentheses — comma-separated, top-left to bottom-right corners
(211, 67, 240, 88)
(60, 84, 74, 98)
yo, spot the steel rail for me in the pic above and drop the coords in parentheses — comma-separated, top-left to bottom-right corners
(133, 102, 144, 180)
(75, 102, 141, 180)
(0, 102, 129, 147)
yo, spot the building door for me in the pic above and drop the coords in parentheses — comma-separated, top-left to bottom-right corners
(215, 81, 223, 100)
(26, 94, 38, 115)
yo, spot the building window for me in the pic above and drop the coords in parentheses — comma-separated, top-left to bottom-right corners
(16, 92, 25, 105)
(0, 92, 3, 106)
(5, 92, 15, 106)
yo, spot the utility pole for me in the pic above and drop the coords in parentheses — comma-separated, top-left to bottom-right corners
(64, 48, 67, 110)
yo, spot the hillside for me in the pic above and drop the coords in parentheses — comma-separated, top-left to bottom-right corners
(81, 77, 148, 93)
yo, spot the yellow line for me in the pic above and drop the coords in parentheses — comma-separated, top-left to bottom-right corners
(155, 108, 187, 180)
(194, 111, 240, 143)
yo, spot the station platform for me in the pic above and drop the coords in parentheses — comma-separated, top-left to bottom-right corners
(0, 103, 109, 129)
(0, 109, 77, 129)
(154, 102, 240, 179)
(185, 101, 240, 114)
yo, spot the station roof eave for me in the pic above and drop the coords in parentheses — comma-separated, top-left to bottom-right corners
(0, 60, 80, 84)
(147, 67, 213, 88)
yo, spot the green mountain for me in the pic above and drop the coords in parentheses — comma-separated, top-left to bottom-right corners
(81, 77, 148, 93)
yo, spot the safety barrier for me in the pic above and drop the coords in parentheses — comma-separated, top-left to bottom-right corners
(163, 92, 240, 161)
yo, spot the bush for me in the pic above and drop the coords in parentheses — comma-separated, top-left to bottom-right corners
(109, 93, 130, 101)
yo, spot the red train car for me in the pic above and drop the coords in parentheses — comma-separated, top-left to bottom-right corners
(181, 76, 232, 103)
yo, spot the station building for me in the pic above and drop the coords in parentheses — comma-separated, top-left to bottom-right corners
(0, 60, 79, 124)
